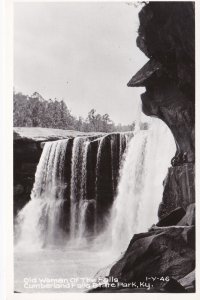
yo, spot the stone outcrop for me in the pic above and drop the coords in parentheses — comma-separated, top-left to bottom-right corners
(156, 207, 185, 227)
(110, 226, 195, 285)
(97, 2, 195, 293)
(127, 2, 195, 218)
(158, 164, 195, 219)
(136, 2, 195, 95)
(91, 222, 195, 292)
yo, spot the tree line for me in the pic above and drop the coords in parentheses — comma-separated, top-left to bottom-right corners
(13, 91, 147, 132)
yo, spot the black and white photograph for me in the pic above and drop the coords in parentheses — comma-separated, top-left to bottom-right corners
(9, 0, 196, 295)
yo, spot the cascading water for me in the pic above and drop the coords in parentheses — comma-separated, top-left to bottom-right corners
(70, 138, 95, 243)
(15, 133, 131, 250)
(15, 123, 175, 253)
(103, 119, 176, 254)
(14, 122, 176, 293)
(15, 139, 69, 250)
(70, 137, 86, 240)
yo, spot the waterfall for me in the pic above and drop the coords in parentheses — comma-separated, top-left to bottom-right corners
(70, 138, 93, 242)
(15, 133, 131, 250)
(70, 137, 85, 240)
(15, 122, 175, 253)
(107, 119, 176, 253)
(110, 133, 131, 196)
(15, 139, 69, 250)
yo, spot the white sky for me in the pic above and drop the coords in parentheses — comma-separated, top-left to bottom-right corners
(14, 2, 148, 125)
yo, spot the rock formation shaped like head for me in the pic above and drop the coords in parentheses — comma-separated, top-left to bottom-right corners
(128, 2, 195, 166)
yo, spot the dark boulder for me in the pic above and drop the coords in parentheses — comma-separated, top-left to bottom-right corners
(163, 278, 186, 293)
(109, 226, 195, 285)
(163, 270, 195, 293)
(156, 207, 185, 227)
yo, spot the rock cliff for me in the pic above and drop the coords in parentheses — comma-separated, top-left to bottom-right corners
(131, 2, 195, 216)
(106, 2, 195, 293)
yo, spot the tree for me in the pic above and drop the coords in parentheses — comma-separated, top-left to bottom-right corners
(13, 91, 137, 133)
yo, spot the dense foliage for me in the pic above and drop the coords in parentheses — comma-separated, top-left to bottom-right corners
(13, 91, 146, 132)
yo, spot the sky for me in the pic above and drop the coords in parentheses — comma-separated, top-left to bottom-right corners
(14, 2, 148, 125)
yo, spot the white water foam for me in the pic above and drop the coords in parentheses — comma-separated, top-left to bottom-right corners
(15, 139, 69, 250)
(14, 120, 176, 293)
(100, 119, 176, 254)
